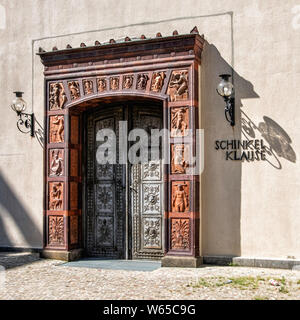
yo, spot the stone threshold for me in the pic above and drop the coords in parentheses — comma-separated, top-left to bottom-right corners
(203, 255, 300, 270)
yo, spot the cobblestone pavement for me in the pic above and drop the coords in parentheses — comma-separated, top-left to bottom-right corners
(0, 253, 300, 300)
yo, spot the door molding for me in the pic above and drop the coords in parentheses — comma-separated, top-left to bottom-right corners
(39, 31, 204, 266)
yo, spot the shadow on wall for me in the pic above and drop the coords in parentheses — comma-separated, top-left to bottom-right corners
(0, 170, 42, 250)
(200, 42, 296, 257)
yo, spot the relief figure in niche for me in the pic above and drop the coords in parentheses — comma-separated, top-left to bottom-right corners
(49, 182, 63, 210)
(136, 74, 148, 90)
(110, 77, 119, 90)
(68, 81, 80, 100)
(49, 82, 67, 110)
(83, 80, 93, 95)
(171, 108, 188, 137)
(123, 75, 134, 89)
(50, 149, 63, 176)
(172, 184, 189, 212)
(50, 115, 64, 143)
(151, 72, 165, 92)
(168, 70, 188, 101)
(172, 145, 188, 173)
(97, 78, 107, 92)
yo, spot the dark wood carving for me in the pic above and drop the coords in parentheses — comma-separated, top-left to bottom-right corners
(68, 81, 80, 100)
(48, 215, 64, 246)
(171, 144, 189, 174)
(136, 74, 149, 90)
(49, 115, 64, 143)
(168, 70, 189, 102)
(171, 181, 189, 212)
(49, 182, 63, 210)
(49, 82, 67, 110)
(49, 149, 64, 177)
(150, 72, 166, 92)
(97, 78, 107, 92)
(171, 107, 189, 137)
(123, 75, 134, 89)
(83, 79, 94, 95)
(171, 218, 190, 250)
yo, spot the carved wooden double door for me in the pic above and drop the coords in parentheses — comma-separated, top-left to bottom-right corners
(85, 103, 164, 259)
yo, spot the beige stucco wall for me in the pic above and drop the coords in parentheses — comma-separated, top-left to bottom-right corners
(0, 0, 299, 258)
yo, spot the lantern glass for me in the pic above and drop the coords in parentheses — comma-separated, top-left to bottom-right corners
(217, 75, 234, 97)
(11, 93, 27, 113)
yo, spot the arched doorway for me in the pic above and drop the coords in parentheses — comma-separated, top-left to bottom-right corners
(39, 32, 204, 267)
(83, 99, 164, 260)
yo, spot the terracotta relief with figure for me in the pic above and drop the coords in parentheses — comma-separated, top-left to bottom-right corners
(83, 79, 94, 95)
(49, 182, 63, 210)
(151, 72, 166, 92)
(49, 149, 64, 177)
(168, 70, 189, 102)
(49, 82, 67, 110)
(49, 115, 64, 143)
(171, 181, 189, 213)
(171, 144, 189, 174)
(171, 107, 189, 137)
(68, 81, 80, 100)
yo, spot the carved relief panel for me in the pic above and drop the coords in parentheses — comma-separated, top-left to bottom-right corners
(48, 215, 64, 246)
(150, 72, 166, 92)
(83, 79, 94, 95)
(171, 181, 190, 213)
(49, 82, 67, 110)
(49, 182, 64, 210)
(49, 149, 64, 177)
(171, 144, 189, 174)
(49, 115, 64, 143)
(136, 74, 149, 90)
(171, 218, 190, 250)
(68, 81, 80, 100)
(171, 107, 189, 137)
(110, 77, 120, 90)
(123, 75, 134, 89)
(167, 70, 189, 102)
(97, 78, 107, 92)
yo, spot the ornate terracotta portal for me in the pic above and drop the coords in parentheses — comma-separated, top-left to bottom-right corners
(38, 31, 204, 267)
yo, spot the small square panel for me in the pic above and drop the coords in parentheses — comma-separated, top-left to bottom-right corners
(143, 183, 161, 214)
(143, 217, 161, 249)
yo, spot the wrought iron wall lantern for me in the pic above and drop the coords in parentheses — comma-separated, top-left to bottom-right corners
(11, 91, 35, 137)
(216, 74, 235, 126)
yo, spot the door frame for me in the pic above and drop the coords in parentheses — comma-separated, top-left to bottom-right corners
(39, 32, 203, 267)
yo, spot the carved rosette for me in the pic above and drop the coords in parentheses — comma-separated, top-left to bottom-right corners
(143, 218, 161, 248)
(171, 144, 189, 174)
(136, 74, 149, 90)
(171, 181, 189, 212)
(171, 107, 189, 137)
(110, 77, 120, 90)
(150, 71, 166, 92)
(49, 182, 63, 210)
(49, 149, 64, 177)
(143, 184, 161, 214)
(167, 70, 189, 102)
(68, 81, 80, 100)
(97, 78, 107, 92)
(171, 218, 190, 250)
(49, 115, 64, 143)
(49, 82, 67, 110)
(142, 161, 161, 180)
(83, 79, 94, 95)
(96, 184, 113, 213)
(48, 216, 64, 246)
(122, 75, 134, 89)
